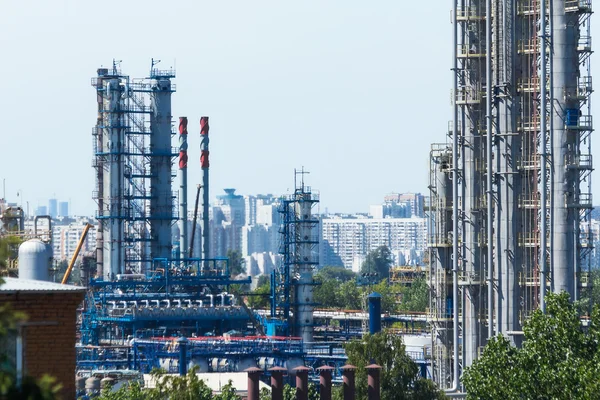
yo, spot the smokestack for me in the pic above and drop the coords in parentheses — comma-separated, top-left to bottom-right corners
(178, 117, 188, 261)
(269, 366, 286, 400)
(341, 365, 356, 400)
(366, 364, 381, 400)
(294, 366, 310, 400)
(317, 366, 334, 400)
(200, 117, 210, 268)
(245, 367, 262, 400)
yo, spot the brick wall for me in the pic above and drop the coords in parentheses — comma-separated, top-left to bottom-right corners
(0, 291, 85, 400)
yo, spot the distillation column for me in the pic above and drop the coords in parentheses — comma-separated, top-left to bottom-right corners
(551, 0, 579, 297)
(178, 117, 189, 260)
(149, 76, 174, 260)
(295, 192, 317, 344)
(495, 0, 522, 341)
(429, 147, 454, 387)
(94, 68, 107, 279)
(457, 0, 488, 368)
(102, 75, 126, 279)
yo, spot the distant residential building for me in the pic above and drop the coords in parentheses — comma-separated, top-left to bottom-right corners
(51, 220, 97, 261)
(371, 193, 425, 219)
(59, 201, 69, 217)
(35, 205, 48, 216)
(320, 215, 427, 269)
(48, 199, 58, 218)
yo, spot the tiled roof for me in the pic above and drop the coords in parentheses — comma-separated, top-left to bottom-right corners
(0, 277, 87, 293)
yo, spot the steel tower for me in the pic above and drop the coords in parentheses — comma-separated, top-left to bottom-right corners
(92, 61, 177, 279)
(428, 0, 593, 390)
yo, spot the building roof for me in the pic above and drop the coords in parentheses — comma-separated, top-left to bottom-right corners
(0, 277, 87, 293)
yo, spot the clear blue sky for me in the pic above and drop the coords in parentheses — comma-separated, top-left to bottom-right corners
(1, 1, 597, 216)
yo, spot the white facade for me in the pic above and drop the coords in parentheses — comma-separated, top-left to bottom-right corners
(320, 216, 427, 269)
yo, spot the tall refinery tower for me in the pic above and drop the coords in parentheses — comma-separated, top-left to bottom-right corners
(92, 61, 177, 279)
(428, 0, 593, 390)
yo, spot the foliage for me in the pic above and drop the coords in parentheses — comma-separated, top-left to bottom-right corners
(360, 246, 393, 282)
(247, 280, 271, 309)
(344, 330, 446, 400)
(98, 368, 218, 400)
(0, 235, 23, 271)
(316, 266, 356, 283)
(462, 292, 600, 400)
(398, 276, 428, 313)
(226, 250, 246, 276)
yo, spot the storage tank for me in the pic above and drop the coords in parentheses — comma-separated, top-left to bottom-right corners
(18, 239, 51, 281)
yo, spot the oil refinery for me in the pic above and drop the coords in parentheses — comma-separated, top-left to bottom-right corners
(0, 0, 595, 396)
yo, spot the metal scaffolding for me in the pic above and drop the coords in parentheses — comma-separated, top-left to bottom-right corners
(92, 61, 178, 279)
(429, 0, 593, 390)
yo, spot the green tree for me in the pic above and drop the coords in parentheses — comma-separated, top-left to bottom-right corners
(361, 246, 393, 282)
(462, 292, 600, 400)
(247, 280, 271, 309)
(226, 250, 246, 276)
(398, 276, 428, 313)
(0, 236, 22, 273)
(317, 266, 356, 283)
(335, 279, 362, 310)
(370, 280, 400, 314)
(343, 330, 446, 400)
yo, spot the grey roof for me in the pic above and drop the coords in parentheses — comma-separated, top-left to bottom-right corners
(0, 277, 87, 293)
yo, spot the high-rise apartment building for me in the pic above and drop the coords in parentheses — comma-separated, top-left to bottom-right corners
(48, 199, 58, 218)
(320, 215, 427, 269)
(59, 202, 69, 218)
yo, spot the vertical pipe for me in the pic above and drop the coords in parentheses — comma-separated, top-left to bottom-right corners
(317, 366, 333, 400)
(341, 365, 356, 400)
(200, 117, 210, 266)
(540, 0, 548, 311)
(269, 367, 286, 400)
(245, 367, 262, 400)
(485, 0, 493, 339)
(368, 292, 382, 335)
(150, 77, 174, 261)
(294, 366, 310, 400)
(450, 0, 460, 391)
(177, 337, 188, 376)
(551, 0, 577, 297)
(366, 364, 381, 400)
(178, 117, 189, 261)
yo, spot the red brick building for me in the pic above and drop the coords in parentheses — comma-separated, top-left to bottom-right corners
(0, 278, 86, 399)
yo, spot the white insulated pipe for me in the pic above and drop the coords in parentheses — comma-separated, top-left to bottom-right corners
(485, 0, 493, 339)
(540, 0, 548, 311)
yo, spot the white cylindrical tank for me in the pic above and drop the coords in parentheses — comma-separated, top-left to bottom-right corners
(18, 239, 50, 281)
(188, 357, 209, 372)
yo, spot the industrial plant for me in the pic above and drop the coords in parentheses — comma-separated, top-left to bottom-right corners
(428, 0, 593, 390)
(0, 1, 596, 397)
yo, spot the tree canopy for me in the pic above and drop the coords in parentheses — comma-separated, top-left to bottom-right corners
(226, 250, 246, 277)
(462, 292, 600, 400)
(360, 246, 393, 282)
(343, 330, 446, 400)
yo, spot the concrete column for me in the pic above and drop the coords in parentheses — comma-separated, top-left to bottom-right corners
(269, 366, 286, 400)
(317, 366, 334, 400)
(341, 365, 356, 400)
(366, 364, 382, 400)
(294, 366, 310, 400)
(245, 367, 262, 400)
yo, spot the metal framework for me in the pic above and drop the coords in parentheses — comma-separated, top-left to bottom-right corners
(92, 61, 178, 280)
(270, 171, 319, 340)
(429, 0, 593, 390)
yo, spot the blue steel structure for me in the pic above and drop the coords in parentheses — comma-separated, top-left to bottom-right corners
(79, 257, 251, 346)
(83, 65, 432, 388)
(268, 173, 319, 339)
